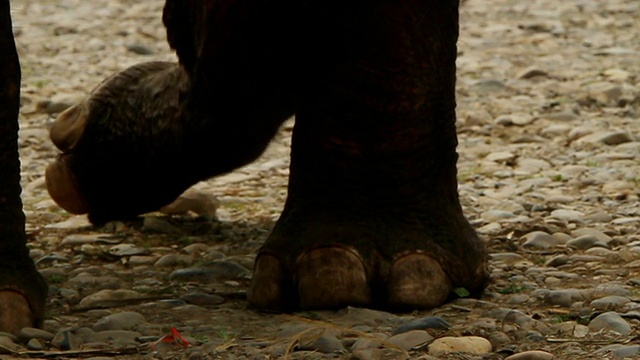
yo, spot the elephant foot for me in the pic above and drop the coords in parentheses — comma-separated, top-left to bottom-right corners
(386, 253, 452, 309)
(0, 291, 36, 335)
(44, 61, 199, 223)
(248, 241, 478, 311)
(249, 247, 371, 311)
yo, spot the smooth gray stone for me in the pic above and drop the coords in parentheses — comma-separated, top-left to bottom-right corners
(351, 337, 383, 351)
(590, 296, 631, 310)
(567, 235, 609, 250)
(545, 255, 569, 267)
(503, 310, 551, 334)
(387, 330, 434, 350)
(487, 332, 511, 348)
(92, 330, 142, 345)
(180, 292, 225, 306)
(505, 350, 554, 360)
(93, 311, 145, 331)
(0, 336, 19, 354)
(613, 345, 640, 359)
(277, 323, 312, 339)
(142, 217, 184, 236)
(17, 327, 54, 342)
(127, 44, 155, 55)
(393, 317, 451, 335)
(297, 329, 345, 354)
(78, 289, 144, 308)
(544, 289, 587, 307)
(589, 312, 631, 335)
(522, 231, 558, 249)
(26, 338, 46, 350)
(352, 348, 409, 360)
(169, 261, 250, 281)
(52, 329, 80, 350)
(472, 79, 507, 94)
(154, 254, 194, 267)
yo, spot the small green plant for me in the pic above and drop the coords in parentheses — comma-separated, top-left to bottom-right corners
(453, 287, 471, 298)
(216, 328, 235, 341)
(496, 284, 529, 294)
(33, 79, 50, 89)
(550, 314, 572, 323)
(179, 237, 197, 245)
(585, 160, 599, 167)
(191, 334, 209, 343)
(48, 274, 67, 284)
(550, 174, 563, 182)
(458, 166, 483, 182)
(298, 311, 320, 320)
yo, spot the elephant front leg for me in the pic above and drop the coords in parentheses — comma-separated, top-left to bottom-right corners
(248, 104, 490, 311)
(248, 0, 488, 311)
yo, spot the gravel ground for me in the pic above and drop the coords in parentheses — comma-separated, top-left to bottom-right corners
(5, 0, 640, 359)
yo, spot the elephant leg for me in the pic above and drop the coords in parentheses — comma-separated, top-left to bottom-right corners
(46, 0, 298, 224)
(0, 0, 48, 334)
(248, 0, 489, 311)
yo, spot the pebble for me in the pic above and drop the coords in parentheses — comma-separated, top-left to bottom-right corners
(108, 244, 151, 257)
(17, 327, 55, 342)
(26, 338, 46, 350)
(505, 350, 554, 360)
(159, 189, 219, 216)
(549, 209, 584, 222)
(180, 292, 225, 306)
(428, 336, 492, 356)
(386, 330, 434, 351)
(93, 311, 145, 331)
(482, 210, 516, 222)
(522, 231, 558, 249)
(60, 234, 122, 245)
(142, 217, 185, 236)
(91, 330, 141, 346)
(155, 253, 195, 267)
(594, 284, 631, 297)
(126, 44, 155, 55)
(576, 131, 633, 145)
(392, 317, 451, 335)
(52, 329, 79, 350)
(588, 311, 632, 335)
(0, 336, 19, 354)
(78, 289, 145, 308)
(503, 310, 551, 334)
(567, 235, 609, 250)
(544, 289, 587, 307)
(572, 228, 612, 243)
(472, 79, 507, 94)
(297, 330, 345, 354)
(350, 337, 383, 351)
(612, 345, 640, 359)
(352, 348, 409, 360)
(169, 261, 250, 281)
(590, 296, 631, 310)
(495, 113, 534, 126)
(516, 67, 548, 80)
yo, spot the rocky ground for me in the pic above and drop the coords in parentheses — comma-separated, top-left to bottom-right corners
(3, 0, 639, 358)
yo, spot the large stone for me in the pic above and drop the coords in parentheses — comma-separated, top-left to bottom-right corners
(428, 336, 492, 356)
(93, 311, 145, 331)
(588, 312, 631, 335)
